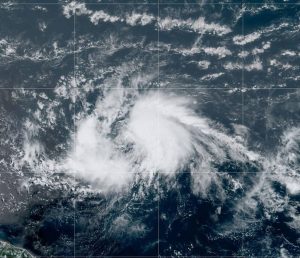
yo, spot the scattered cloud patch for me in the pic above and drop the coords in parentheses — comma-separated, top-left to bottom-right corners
(245, 58, 263, 71)
(159, 17, 231, 36)
(202, 47, 232, 58)
(233, 32, 261, 45)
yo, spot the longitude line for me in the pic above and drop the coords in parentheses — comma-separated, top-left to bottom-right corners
(157, 1, 160, 257)
(241, 1, 245, 255)
(73, 9, 76, 258)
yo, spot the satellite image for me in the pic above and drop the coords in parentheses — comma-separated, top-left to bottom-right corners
(0, 0, 299, 257)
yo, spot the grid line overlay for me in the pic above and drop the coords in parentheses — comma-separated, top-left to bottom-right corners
(0, 2, 299, 258)
(157, 0, 160, 257)
(241, 1, 245, 255)
(73, 11, 76, 258)
(4, 2, 300, 4)
(0, 87, 298, 90)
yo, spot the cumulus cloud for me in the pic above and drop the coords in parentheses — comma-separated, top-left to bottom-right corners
(90, 10, 120, 24)
(245, 58, 263, 71)
(158, 17, 231, 36)
(233, 32, 261, 45)
(62, 2, 230, 36)
(22, 120, 44, 167)
(198, 60, 211, 69)
(124, 92, 196, 173)
(202, 47, 232, 58)
(66, 89, 133, 192)
(125, 12, 155, 26)
(67, 116, 132, 191)
(124, 91, 257, 175)
(63, 1, 92, 19)
(201, 72, 224, 81)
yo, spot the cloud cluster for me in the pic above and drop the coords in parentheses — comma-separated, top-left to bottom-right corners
(66, 90, 257, 193)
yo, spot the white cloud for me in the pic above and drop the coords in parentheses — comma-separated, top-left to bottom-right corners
(245, 58, 263, 71)
(90, 10, 120, 24)
(63, 3, 231, 37)
(22, 120, 44, 167)
(67, 116, 132, 192)
(282, 50, 297, 56)
(63, 1, 92, 19)
(64, 90, 259, 195)
(270, 59, 292, 70)
(126, 12, 155, 26)
(158, 17, 231, 36)
(201, 72, 224, 81)
(202, 47, 232, 58)
(233, 32, 261, 45)
(198, 60, 211, 69)
(238, 51, 249, 58)
(223, 62, 243, 70)
(124, 92, 195, 173)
